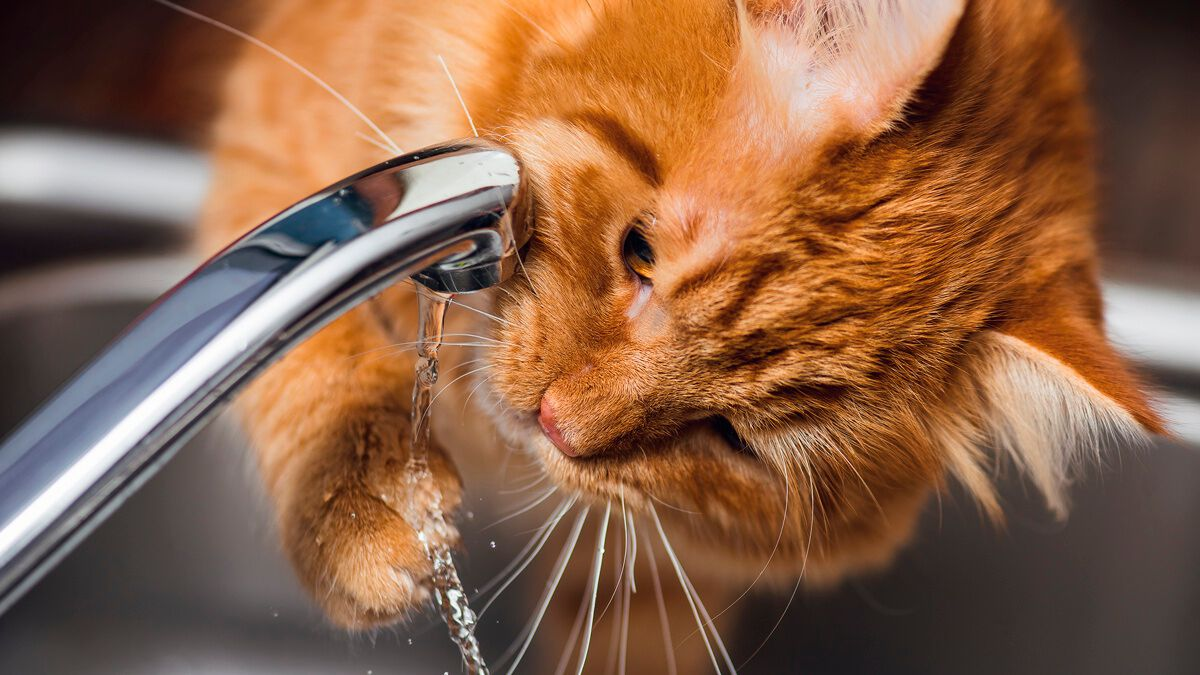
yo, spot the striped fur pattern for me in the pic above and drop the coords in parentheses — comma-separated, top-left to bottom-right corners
(201, 0, 1161, 650)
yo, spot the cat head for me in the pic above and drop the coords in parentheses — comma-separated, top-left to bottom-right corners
(470, 0, 1162, 578)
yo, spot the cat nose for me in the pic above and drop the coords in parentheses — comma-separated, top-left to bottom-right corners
(538, 395, 578, 457)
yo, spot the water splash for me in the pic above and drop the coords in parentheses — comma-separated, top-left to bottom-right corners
(403, 285, 489, 675)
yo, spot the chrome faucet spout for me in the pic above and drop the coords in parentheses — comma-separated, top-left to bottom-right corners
(0, 139, 530, 614)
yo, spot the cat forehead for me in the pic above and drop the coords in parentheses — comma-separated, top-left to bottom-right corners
(515, 0, 967, 170)
(514, 2, 901, 194)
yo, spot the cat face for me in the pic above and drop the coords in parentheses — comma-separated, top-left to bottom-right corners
(478, 0, 1160, 578)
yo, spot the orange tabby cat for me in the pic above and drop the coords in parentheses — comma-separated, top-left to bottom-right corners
(199, 0, 1161, 669)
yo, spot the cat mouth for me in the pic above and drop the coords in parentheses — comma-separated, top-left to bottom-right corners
(493, 407, 762, 499)
(514, 411, 757, 463)
(707, 416, 757, 458)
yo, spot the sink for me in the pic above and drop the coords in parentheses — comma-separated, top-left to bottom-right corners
(1, 131, 1199, 674)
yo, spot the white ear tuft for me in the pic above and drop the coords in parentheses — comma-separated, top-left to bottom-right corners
(743, 0, 966, 135)
(961, 332, 1148, 518)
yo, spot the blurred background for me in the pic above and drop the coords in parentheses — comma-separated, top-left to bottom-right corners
(0, 1, 1197, 673)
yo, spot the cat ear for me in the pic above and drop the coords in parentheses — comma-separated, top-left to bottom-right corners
(953, 311, 1164, 518)
(741, 0, 966, 136)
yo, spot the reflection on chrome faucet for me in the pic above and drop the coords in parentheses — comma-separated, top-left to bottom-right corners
(0, 139, 530, 615)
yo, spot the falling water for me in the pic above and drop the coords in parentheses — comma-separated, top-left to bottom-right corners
(404, 285, 489, 675)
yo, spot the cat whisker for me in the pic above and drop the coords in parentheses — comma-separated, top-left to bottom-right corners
(485, 484, 559, 530)
(553, 589, 589, 675)
(445, 297, 513, 328)
(347, 340, 501, 362)
(427, 364, 493, 408)
(498, 451, 543, 484)
(476, 496, 574, 616)
(594, 491, 633, 624)
(500, 506, 590, 675)
(501, 469, 551, 495)
(355, 131, 399, 155)
(618, 494, 636, 675)
(440, 356, 490, 376)
(494, 284, 521, 303)
(496, 0, 562, 47)
(737, 469, 811, 669)
(826, 414, 887, 522)
(681, 567, 737, 673)
(701, 462, 792, 629)
(646, 491, 701, 516)
(441, 331, 509, 344)
(574, 501, 612, 675)
(385, 332, 509, 346)
(649, 504, 734, 674)
(150, 0, 401, 154)
(351, 344, 497, 366)
(624, 494, 638, 593)
(740, 569, 804, 669)
(642, 529, 678, 675)
(601, 516, 626, 675)
(461, 372, 496, 414)
(435, 54, 478, 138)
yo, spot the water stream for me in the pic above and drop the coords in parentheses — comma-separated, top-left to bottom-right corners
(404, 286, 489, 675)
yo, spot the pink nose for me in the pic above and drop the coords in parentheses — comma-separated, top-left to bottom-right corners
(538, 396, 578, 457)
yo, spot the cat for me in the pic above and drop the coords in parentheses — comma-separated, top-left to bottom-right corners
(198, 0, 1162, 670)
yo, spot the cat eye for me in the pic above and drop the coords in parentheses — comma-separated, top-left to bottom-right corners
(621, 219, 655, 283)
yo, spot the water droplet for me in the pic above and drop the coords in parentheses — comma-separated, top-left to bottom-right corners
(271, 610, 279, 618)
(407, 638, 413, 645)
(489, 540, 496, 549)
(350, 512, 357, 519)
(466, 510, 475, 520)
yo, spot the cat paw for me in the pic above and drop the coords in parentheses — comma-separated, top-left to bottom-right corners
(275, 419, 463, 629)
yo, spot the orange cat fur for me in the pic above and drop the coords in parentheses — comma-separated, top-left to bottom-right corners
(199, 0, 1160, 658)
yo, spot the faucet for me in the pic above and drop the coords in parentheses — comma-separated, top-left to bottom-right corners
(0, 139, 531, 615)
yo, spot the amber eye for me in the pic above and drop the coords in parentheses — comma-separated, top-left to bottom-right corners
(621, 221, 655, 282)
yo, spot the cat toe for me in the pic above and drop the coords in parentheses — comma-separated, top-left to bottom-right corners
(285, 484, 455, 629)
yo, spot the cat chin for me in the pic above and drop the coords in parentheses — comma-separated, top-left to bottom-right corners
(489, 403, 769, 503)
(482, 395, 932, 584)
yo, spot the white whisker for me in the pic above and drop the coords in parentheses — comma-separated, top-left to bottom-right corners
(462, 373, 496, 414)
(496, 0, 562, 46)
(501, 507, 590, 674)
(642, 529, 678, 675)
(436, 54, 478, 138)
(427, 364, 493, 407)
(440, 357, 490, 377)
(649, 505, 735, 674)
(347, 340, 502, 361)
(477, 496, 573, 617)
(553, 592, 589, 675)
(485, 484, 559, 530)
(150, 0, 401, 154)
(447, 296, 513, 327)
(355, 131, 398, 155)
(626, 505, 638, 594)
(739, 471, 808, 669)
(618, 503, 635, 675)
(575, 502, 612, 675)
(700, 464, 791, 630)
(648, 492, 701, 515)
(501, 470, 551, 495)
